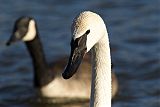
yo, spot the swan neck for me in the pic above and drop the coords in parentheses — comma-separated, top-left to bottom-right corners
(90, 33, 111, 107)
(25, 34, 53, 87)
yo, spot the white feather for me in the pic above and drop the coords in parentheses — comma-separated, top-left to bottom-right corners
(23, 20, 36, 41)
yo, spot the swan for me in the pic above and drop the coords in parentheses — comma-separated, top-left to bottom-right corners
(62, 11, 112, 107)
(6, 16, 117, 100)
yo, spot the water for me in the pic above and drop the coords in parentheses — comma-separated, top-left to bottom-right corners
(0, 0, 159, 107)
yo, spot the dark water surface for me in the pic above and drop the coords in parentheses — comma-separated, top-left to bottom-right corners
(0, 0, 159, 107)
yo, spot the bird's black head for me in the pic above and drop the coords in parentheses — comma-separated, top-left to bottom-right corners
(6, 17, 37, 46)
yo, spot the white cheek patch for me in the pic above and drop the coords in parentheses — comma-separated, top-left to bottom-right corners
(23, 20, 36, 41)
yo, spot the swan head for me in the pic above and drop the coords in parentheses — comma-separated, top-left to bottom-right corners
(6, 17, 37, 45)
(62, 11, 107, 79)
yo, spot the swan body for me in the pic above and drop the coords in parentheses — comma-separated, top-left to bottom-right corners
(6, 16, 117, 101)
(63, 11, 112, 107)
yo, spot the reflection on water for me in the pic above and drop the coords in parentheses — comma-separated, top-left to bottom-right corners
(0, 0, 159, 107)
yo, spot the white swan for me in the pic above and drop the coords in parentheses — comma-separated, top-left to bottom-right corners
(6, 16, 116, 102)
(62, 11, 111, 107)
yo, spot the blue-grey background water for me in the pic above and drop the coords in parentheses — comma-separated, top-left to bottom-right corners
(0, 0, 159, 107)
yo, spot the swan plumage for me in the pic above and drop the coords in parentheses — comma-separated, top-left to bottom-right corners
(63, 11, 112, 107)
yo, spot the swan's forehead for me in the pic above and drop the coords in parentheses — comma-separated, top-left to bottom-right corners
(72, 11, 102, 40)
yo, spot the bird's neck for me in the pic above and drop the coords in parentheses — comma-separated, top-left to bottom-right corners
(25, 34, 53, 87)
(90, 32, 111, 107)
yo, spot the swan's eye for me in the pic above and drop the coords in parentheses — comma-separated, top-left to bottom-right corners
(76, 29, 90, 47)
(85, 30, 90, 35)
(70, 30, 89, 49)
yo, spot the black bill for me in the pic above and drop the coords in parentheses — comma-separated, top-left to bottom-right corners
(6, 34, 20, 46)
(62, 30, 90, 79)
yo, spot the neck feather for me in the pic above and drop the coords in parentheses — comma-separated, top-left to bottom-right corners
(25, 34, 54, 87)
(90, 32, 111, 107)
